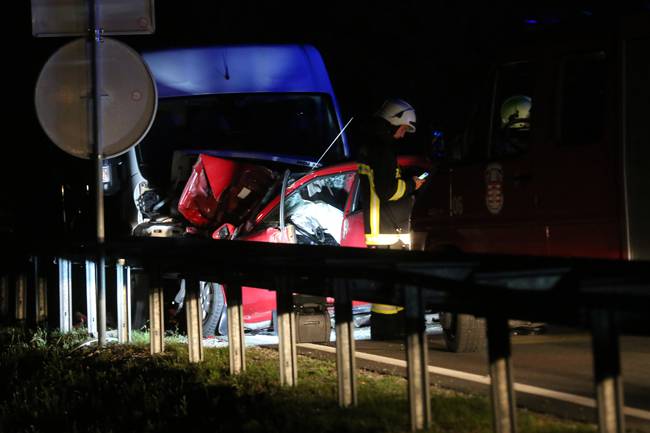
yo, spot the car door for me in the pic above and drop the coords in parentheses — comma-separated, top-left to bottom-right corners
(340, 174, 366, 248)
(417, 60, 546, 255)
(239, 169, 356, 326)
(469, 60, 545, 255)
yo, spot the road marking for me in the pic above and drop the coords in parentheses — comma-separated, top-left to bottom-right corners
(511, 334, 589, 345)
(298, 343, 650, 421)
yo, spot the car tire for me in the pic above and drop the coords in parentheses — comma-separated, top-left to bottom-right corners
(440, 312, 486, 353)
(200, 282, 226, 338)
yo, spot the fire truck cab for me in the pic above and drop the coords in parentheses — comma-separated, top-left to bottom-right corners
(411, 14, 650, 351)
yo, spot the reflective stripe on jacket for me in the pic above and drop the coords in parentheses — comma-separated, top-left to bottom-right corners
(371, 303, 404, 314)
(358, 163, 412, 246)
(365, 233, 411, 246)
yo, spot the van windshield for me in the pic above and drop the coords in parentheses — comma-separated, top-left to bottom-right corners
(140, 93, 344, 163)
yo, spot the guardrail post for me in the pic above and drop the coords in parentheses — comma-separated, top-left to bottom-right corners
(591, 310, 625, 433)
(97, 254, 107, 347)
(29, 256, 38, 327)
(487, 315, 517, 433)
(35, 258, 47, 326)
(226, 284, 246, 374)
(405, 285, 431, 431)
(15, 272, 27, 323)
(149, 270, 165, 354)
(184, 279, 204, 363)
(85, 260, 98, 337)
(58, 258, 72, 332)
(276, 277, 297, 386)
(334, 279, 357, 407)
(0, 275, 9, 321)
(116, 260, 132, 343)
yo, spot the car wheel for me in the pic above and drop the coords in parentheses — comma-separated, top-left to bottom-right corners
(200, 282, 226, 338)
(440, 312, 486, 353)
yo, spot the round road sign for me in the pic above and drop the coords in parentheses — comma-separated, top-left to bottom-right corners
(35, 37, 157, 159)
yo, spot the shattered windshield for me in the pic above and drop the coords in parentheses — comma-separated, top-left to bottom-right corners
(257, 172, 355, 245)
(140, 93, 343, 161)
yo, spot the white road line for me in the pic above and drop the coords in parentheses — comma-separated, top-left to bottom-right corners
(298, 343, 650, 421)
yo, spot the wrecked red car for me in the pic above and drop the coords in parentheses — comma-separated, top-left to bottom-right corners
(174, 153, 429, 339)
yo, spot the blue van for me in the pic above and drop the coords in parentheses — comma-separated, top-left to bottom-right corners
(105, 44, 350, 237)
(142, 44, 349, 163)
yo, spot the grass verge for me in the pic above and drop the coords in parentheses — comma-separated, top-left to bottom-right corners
(0, 327, 598, 433)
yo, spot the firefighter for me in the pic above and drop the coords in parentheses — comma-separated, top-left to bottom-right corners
(353, 98, 424, 340)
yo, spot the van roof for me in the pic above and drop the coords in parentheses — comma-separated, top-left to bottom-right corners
(142, 44, 338, 98)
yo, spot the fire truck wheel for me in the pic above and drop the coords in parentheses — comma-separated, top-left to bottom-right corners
(200, 282, 226, 338)
(441, 312, 486, 353)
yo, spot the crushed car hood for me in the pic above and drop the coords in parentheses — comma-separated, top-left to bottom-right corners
(178, 154, 276, 228)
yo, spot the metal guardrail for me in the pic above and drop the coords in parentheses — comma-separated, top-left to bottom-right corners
(1, 237, 649, 433)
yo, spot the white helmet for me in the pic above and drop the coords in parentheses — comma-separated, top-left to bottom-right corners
(376, 98, 416, 133)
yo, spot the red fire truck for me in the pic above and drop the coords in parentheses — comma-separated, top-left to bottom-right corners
(410, 13, 650, 351)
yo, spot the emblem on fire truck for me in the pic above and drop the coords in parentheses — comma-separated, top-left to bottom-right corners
(485, 163, 504, 214)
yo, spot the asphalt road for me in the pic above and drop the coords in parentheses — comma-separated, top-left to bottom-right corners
(298, 326, 650, 429)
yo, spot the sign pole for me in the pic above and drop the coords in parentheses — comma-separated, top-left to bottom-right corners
(32, 2, 157, 345)
(88, 0, 107, 346)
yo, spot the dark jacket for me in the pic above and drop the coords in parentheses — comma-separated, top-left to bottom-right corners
(353, 116, 416, 246)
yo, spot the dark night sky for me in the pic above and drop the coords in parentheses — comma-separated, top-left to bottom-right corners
(8, 2, 650, 122)
(10, 2, 644, 138)
(2, 1, 648, 239)
(9, 2, 506, 127)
